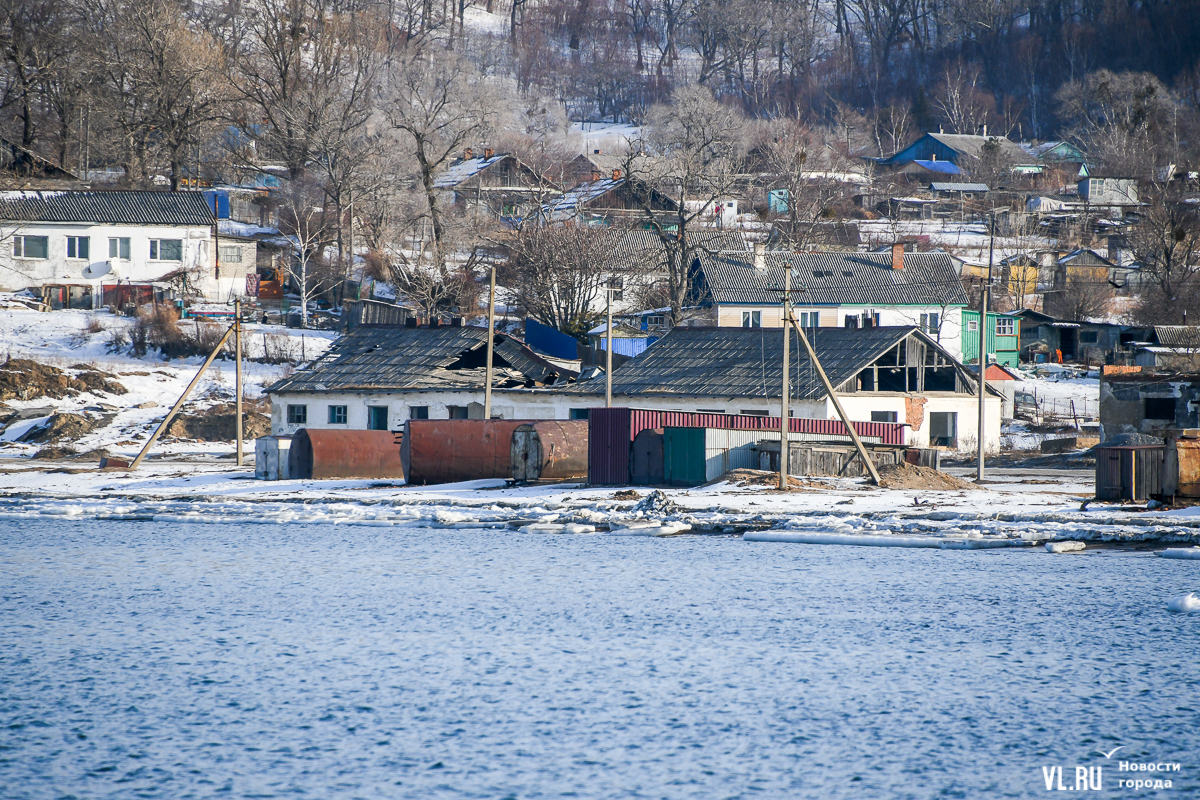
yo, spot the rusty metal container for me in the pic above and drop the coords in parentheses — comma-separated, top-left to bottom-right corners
(288, 429, 404, 480)
(510, 421, 589, 481)
(1095, 445, 1163, 501)
(402, 419, 532, 485)
(1161, 438, 1200, 498)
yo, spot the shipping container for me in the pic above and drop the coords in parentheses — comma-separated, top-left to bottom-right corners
(288, 429, 404, 480)
(587, 407, 906, 485)
(1095, 445, 1163, 501)
(255, 435, 293, 480)
(403, 419, 532, 485)
(511, 421, 589, 481)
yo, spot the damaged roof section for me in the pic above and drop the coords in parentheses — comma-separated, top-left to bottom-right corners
(267, 325, 579, 394)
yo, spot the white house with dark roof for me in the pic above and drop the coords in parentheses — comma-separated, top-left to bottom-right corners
(691, 244, 971, 360)
(0, 189, 253, 305)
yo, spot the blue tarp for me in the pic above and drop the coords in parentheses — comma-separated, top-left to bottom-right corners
(598, 336, 658, 357)
(525, 317, 579, 360)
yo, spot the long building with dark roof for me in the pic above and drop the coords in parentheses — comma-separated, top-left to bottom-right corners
(689, 245, 972, 361)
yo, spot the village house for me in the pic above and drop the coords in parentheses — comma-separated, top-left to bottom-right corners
(872, 131, 1039, 178)
(689, 243, 972, 361)
(1100, 369, 1200, 440)
(569, 325, 1002, 452)
(1013, 309, 1135, 364)
(435, 149, 551, 220)
(1131, 326, 1200, 370)
(0, 189, 254, 306)
(265, 323, 583, 436)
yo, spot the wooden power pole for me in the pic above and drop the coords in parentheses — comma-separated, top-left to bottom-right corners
(484, 265, 496, 419)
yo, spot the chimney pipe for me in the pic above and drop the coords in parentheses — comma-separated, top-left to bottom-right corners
(484, 148, 494, 159)
(464, 148, 473, 160)
(753, 241, 767, 271)
(891, 242, 905, 270)
(612, 168, 622, 181)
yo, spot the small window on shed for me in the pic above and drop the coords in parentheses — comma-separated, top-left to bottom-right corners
(327, 405, 348, 424)
(448, 405, 469, 419)
(1144, 397, 1175, 420)
(1080, 331, 1098, 343)
(871, 411, 898, 422)
(569, 408, 590, 420)
(409, 405, 429, 420)
(286, 404, 307, 424)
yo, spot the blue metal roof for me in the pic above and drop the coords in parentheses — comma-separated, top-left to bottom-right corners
(913, 160, 962, 175)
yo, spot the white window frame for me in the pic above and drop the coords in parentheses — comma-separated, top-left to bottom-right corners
(995, 318, 1015, 336)
(13, 235, 48, 259)
(149, 238, 183, 261)
(66, 236, 89, 260)
(742, 310, 761, 328)
(109, 237, 131, 260)
(967, 320, 979, 332)
(219, 244, 243, 263)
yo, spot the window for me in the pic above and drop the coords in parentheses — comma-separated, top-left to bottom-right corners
(66, 236, 89, 259)
(645, 315, 665, 328)
(929, 411, 958, 447)
(739, 409, 769, 417)
(799, 311, 819, 328)
(1145, 397, 1175, 420)
(967, 320, 979, 332)
(844, 315, 859, 329)
(409, 405, 429, 420)
(1080, 331, 1098, 344)
(219, 245, 243, 263)
(995, 318, 1015, 336)
(149, 238, 183, 261)
(569, 408, 590, 420)
(327, 405, 348, 424)
(742, 310, 761, 328)
(697, 408, 727, 414)
(367, 406, 388, 430)
(871, 411, 898, 423)
(13, 235, 48, 259)
(448, 405, 469, 419)
(920, 313, 940, 335)
(286, 404, 307, 425)
(108, 237, 131, 260)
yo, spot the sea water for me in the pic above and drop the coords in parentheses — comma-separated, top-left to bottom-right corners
(2, 518, 1197, 798)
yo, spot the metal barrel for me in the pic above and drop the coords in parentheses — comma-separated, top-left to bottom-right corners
(288, 429, 404, 480)
(403, 419, 533, 485)
(511, 421, 589, 481)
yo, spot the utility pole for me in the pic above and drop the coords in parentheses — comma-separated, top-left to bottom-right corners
(605, 278, 621, 407)
(779, 267, 791, 491)
(978, 212, 995, 481)
(235, 298, 244, 466)
(789, 316, 880, 485)
(484, 265, 497, 419)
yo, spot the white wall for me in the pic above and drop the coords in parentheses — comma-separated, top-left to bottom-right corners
(0, 221, 251, 301)
(270, 387, 1001, 452)
(714, 304, 965, 360)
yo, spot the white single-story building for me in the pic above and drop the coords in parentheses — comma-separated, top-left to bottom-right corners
(266, 322, 1002, 453)
(0, 189, 254, 304)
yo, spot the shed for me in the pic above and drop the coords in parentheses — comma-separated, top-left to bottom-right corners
(1094, 445, 1163, 501)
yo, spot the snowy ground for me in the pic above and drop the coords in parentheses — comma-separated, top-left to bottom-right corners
(0, 303, 336, 458)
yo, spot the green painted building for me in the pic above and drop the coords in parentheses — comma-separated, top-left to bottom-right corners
(961, 310, 1020, 367)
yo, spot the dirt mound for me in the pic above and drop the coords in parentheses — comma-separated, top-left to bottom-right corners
(18, 413, 104, 444)
(164, 402, 270, 441)
(876, 462, 981, 491)
(613, 489, 641, 500)
(32, 445, 78, 459)
(1093, 433, 1163, 449)
(73, 370, 128, 396)
(0, 359, 126, 401)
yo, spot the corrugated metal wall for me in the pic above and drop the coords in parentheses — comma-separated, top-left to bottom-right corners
(588, 407, 904, 484)
(1095, 445, 1163, 500)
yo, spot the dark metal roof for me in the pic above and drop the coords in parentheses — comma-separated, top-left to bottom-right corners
(695, 250, 969, 307)
(603, 228, 747, 272)
(574, 325, 957, 400)
(266, 325, 578, 395)
(0, 190, 215, 226)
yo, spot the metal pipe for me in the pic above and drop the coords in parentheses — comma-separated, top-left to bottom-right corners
(484, 264, 496, 419)
(235, 297, 243, 467)
(779, 267, 790, 491)
(788, 316, 881, 485)
(129, 323, 235, 470)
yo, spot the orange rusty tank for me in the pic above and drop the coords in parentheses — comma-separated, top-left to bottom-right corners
(510, 421, 589, 481)
(288, 429, 404, 480)
(402, 419, 533, 485)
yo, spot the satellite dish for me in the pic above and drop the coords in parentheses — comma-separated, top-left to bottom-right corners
(82, 261, 112, 280)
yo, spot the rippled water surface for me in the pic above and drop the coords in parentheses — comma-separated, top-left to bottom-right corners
(2, 519, 1198, 799)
